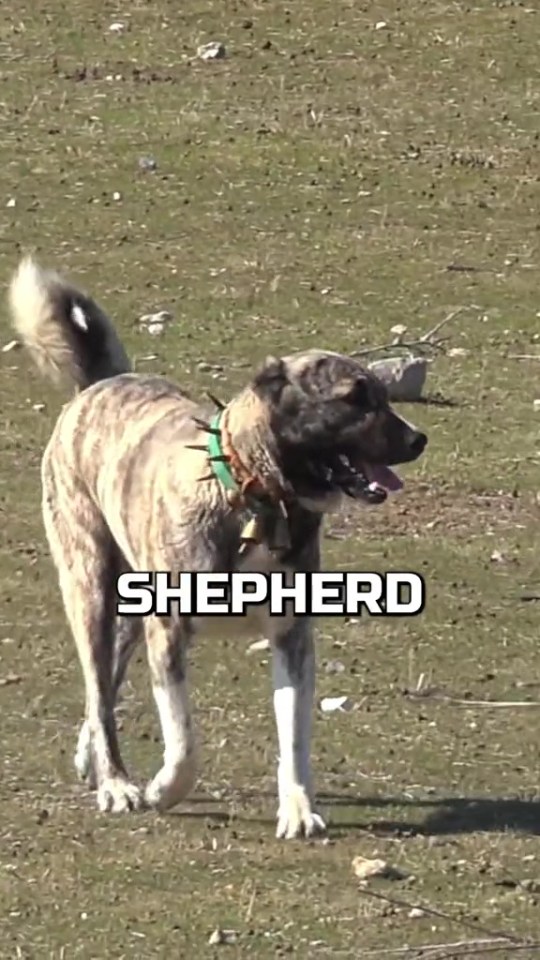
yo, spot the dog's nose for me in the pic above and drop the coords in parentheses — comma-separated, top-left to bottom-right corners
(408, 429, 427, 458)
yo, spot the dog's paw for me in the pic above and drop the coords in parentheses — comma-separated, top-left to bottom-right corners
(144, 755, 197, 812)
(74, 721, 97, 790)
(97, 778, 144, 813)
(276, 786, 327, 840)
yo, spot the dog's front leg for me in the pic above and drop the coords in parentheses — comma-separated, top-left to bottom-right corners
(144, 615, 197, 811)
(272, 618, 326, 840)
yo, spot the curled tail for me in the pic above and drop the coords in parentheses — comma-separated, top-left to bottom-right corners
(8, 256, 132, 391)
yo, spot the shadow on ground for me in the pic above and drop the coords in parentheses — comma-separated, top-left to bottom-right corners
(166, 791, 540, 836)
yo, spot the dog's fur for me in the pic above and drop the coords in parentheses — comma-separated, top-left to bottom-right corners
(9, 256, 427, 839)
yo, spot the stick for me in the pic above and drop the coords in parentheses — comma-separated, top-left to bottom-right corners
(358, 938, 540, 958)
(351, 308, 468, 359)
(355, 887, 524, 944)
(420, 307, 465, 343)
(405, 689, 540, 708)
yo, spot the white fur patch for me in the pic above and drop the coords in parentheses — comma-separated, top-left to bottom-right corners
(71, 304, 88, 331)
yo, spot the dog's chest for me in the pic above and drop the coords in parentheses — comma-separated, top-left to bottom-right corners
(192, 544, 296, 643)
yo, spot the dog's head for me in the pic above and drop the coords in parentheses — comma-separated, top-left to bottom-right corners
(236, 349, 427, 513)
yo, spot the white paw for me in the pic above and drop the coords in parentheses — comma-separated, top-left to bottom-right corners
(276, 786, 327, 840)
(97, 778, 144, 813)
(145, 755, 197, 812)
(74, 721, 97, 790)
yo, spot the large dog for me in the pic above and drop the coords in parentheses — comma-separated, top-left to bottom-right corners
(8, 256, 427, 839)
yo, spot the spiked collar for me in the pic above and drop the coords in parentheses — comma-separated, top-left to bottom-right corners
(191, 402, 292, 556)
(207, 411, 238, 493)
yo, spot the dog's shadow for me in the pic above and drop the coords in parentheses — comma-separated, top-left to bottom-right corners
(169, 791, 540, 837)
(320, 792, 540, 837)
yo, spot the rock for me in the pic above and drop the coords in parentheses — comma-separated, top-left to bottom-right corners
(368, 356, 428, 402)
(247, 638, 271, 653)
(352, 856, 409, 882)
(138, 156, 157, 172)
(320, 696, 354, 713)
(197, 41, 227, 61)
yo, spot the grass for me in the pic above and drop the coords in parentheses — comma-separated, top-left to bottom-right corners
(1, 0, 540, 956)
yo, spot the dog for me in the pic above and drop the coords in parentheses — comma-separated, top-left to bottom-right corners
(8, 256, 427, 839)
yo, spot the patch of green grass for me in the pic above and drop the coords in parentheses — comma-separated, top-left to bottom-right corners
(1, 0, 540, 956)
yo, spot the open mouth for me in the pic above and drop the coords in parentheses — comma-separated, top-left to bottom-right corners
(334, 455, 403, 504)
(287, 451, 403, 505)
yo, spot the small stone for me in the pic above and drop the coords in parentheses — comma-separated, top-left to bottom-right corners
(448, 347, 469, 357)
(521, 879, 540, 893)
(112, 191, 122, 201)
(352, 857, 388, 880)
(208, 928, 237, 945)
(352, 856, 409, 882)
(197, 41, 227, 61)
(320, 696, 354, 713)
(6, 198, 16, 208)
(147, 322, 164, 337)
(109, 21, 125, 32)
(325, 660, 346, 675)
(32, 403, 46, 412)
(138, 156, 157, 172)
(2, 339, 21, 352)
(408, 907, 425, 919)
(375, 20, 388, 29)
(533, 399, 540, 411)
(390, 323, 407, 340)
(248, 638, 271, 653)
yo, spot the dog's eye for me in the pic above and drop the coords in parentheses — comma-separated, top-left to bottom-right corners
(349, 377, 372, 406)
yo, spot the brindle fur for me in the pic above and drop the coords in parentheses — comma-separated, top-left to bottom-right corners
(8, 256, 427, 839)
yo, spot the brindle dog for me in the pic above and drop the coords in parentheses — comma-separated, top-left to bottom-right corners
(9, 256, 427, 839)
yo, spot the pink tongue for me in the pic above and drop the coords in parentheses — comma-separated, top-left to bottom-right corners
(365, 463, 403, 493)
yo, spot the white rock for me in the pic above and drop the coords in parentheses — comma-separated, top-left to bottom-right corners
(368, 356, 428, 402)
(197, 41, 227, 61)
(147, 322, 165, 337)
(320, 696, 354, 713)
(109, 21, 125, 32)
(2, 339, 21, 353)
(139, 310, 172, 327)
(390, 323, 407, 340)
(247, 638, 271, 653)
(208, 928, 237, 945)
(6, 198, 16, 208)
(352, 856, 389, 880)
(375, 21, 388, 30)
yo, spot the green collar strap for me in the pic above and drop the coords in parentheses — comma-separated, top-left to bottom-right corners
(207, 411, 239, 493)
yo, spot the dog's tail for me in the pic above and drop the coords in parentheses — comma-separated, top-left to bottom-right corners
(8, 256, 132, 392)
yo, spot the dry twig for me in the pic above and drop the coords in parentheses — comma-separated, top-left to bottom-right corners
(351, 308, 467, 359)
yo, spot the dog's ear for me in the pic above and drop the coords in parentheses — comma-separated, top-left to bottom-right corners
(252, 356, 289, 403)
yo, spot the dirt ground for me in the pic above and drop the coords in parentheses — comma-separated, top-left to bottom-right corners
(1, 1, 540, 957)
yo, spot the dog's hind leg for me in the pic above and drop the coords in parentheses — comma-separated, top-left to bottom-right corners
(43, 474, 143, 813)
(144, 616, 197, 811)
(272, 619, 326, 840)
(75, 615, 143, 789)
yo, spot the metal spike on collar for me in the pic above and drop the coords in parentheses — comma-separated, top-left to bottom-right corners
(185, 443, 208, 452)
(191, 416, 221, 435)
(209, 454, 230, 464)
(206, 391, 226, 410)
(197, 473, 216, 482)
